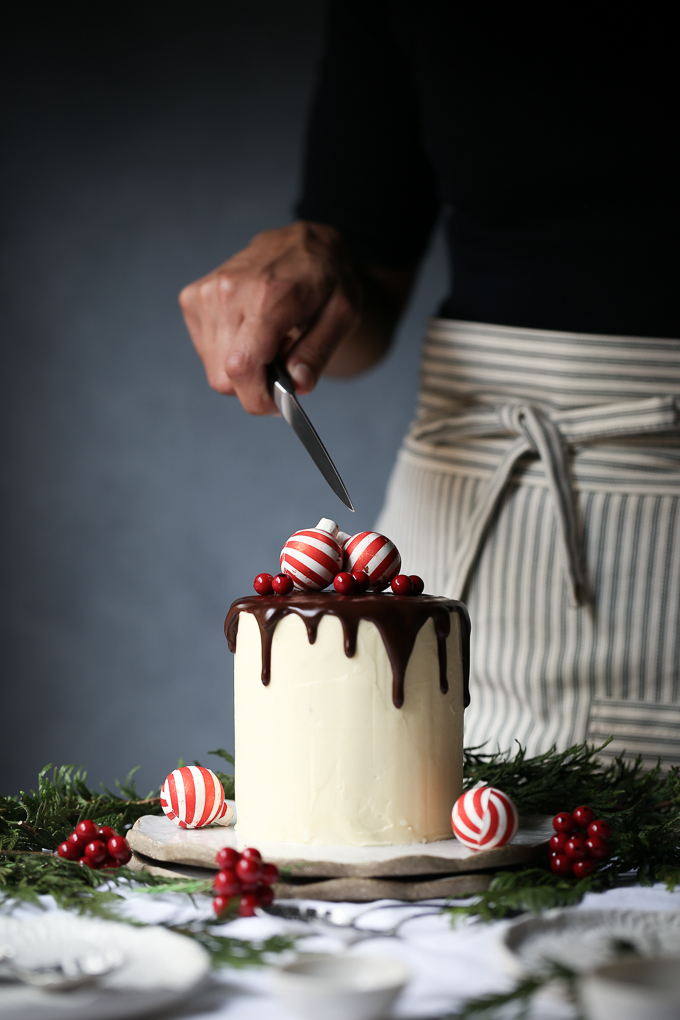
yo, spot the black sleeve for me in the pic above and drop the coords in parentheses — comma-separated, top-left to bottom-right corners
(294, 0, 440, 268)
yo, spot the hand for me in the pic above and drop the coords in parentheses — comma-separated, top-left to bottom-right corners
(179, 221, 361, 415)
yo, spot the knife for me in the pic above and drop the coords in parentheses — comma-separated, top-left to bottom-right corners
(267, 359, 355, 512)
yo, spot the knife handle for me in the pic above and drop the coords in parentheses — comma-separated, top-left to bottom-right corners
(267, 358, 296, 396)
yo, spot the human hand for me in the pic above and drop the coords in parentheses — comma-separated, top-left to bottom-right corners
(179, 221, 361, 415)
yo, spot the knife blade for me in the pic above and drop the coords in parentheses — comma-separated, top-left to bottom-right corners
(267, 360, 355, 512)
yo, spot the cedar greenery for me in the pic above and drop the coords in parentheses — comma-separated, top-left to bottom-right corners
(1, 741, 679, 975)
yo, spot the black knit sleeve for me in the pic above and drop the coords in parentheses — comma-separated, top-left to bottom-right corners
(294, 0, 440, 268)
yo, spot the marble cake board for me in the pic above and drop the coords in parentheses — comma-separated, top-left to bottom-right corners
(127, 814, 552, 901)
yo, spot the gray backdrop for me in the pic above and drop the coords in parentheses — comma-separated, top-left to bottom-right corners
(1, 3, 446, 796)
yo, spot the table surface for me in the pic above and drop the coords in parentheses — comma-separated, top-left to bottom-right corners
(5, 881, 680, 1019)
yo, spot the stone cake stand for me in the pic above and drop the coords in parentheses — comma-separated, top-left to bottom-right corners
(127, 813, 552, 902)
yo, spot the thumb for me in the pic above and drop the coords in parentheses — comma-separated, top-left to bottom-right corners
(285, 285, 359, 395)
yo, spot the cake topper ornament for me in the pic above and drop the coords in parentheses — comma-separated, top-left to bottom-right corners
(343, 531, 401, 591)
(451, 786, 519, 850)
(161, 765, 230, 828)
(280, 518, 344, 591)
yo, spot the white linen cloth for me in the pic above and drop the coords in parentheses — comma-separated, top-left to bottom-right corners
(5, 883, 680, 1019)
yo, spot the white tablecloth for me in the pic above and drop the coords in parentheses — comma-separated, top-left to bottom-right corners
(8, 883, 680, 1019)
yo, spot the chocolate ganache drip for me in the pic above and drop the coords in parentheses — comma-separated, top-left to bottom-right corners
(224, 592, 470, 709)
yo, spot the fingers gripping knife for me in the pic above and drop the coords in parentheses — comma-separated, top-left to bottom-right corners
(267, 359, 355, 512)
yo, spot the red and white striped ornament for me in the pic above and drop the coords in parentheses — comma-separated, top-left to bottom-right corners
(161, 766, 229, 829)
(343, 531, 401, 591)
(280, 518, 344, 591)
(451, 786, 519, 851)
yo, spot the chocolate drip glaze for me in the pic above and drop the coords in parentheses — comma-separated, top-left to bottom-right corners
(225, 592, 470, 709)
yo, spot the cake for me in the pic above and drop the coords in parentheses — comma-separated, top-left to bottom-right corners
(225, 589, 470, 847)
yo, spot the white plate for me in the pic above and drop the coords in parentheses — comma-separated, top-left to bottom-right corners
(0, 912, 209, 1020)
(501, 909, 680, 976)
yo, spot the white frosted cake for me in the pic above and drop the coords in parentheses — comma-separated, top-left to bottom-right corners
(225, 591, 470, 847)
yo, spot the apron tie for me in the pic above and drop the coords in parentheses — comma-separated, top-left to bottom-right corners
(411, 395, 680, 606)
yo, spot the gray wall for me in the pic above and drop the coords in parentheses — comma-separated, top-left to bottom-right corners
(1, 3, 446, 796)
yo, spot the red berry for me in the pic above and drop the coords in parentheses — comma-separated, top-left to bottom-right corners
(57, 841, 81, 861)
(409, 575, 425, 596)
(239, 893, 258, 917)
(272, 573, 293, 595)
(235, 857, 261, 884)
(107, 837, 131, 864)
(78, 856, 96, 868)
(552, 812, 574, 833)
(213, 869, 242, 898)
(391, 574, 414, 595)
(66, 831, 84, 849)
(75, 820, 99, 843)
(84, 840, 107, 865)
(256, 883, 274, 907)
(99, 856, 121, 870)
(573, 858, 596, 878)
(241, 847, 262, 864)
(333, 571, 356, 594)
(549, 832, 568, 853)
(572, 805, 595, 829)
(351, 570, 370, 593)
(588, 819, 611, 841)
(97, 826, 117, 842)
(213, 895, 232, 917)
(253, 573, 274, 596)
(260, 862, 279, 886)
(550, 853, 573, 876)
(564, 834, 588, 861)
(585, 835, 611, 860)
(216, 847, 240, 869)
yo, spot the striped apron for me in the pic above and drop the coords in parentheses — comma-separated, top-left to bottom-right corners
(376, 320, 680, 767)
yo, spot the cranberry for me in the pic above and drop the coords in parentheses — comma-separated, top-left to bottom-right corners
(564, 834, 588, 861)
(391, 574, 414, 595)
(238, 893, 259, 917)
(256, 883, 274, 907)
(57, 841, 81, 861)
(107, 837, 131, 864)
(271, 573, 293, 595)
(550, 853, 573, 876)
(75, 820, 99, 843)
(78, 856, 96, 868)
(216, 847, 240, 869)
(213, 895, 232, 917)
(99, 857, 121, 870)
(409, 575, 425, 596)
(260, 862, 279, 886)
(572, 805, 595, 829)
(213, 869, 242, 897)
(84, 840, 107, 865)
(552, 812, 574, 833)
(235, 856, 261, 884)
(333, 571, 355, 594)
(253, 573, 274, 596)
(585, 835, 611, 860)
(241, 848, 262, 864)
(549, 832, 568, 853)
(97, 826, 117, 842)
(573, 858, 596, 878)
(66, 831, 84, 849)
(588, 819, 611, 841)
(351, 570, 370, 592)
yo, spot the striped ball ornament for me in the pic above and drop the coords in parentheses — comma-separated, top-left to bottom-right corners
(280, 518, 343, 591)
(451, 786, 519, 851)
(343, 531, 401, 591)
(161, 766, 229, 829)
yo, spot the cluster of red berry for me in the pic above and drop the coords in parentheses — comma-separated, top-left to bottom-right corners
(253, 571, 425, 597)
(56, 820, 132, 869)
(549, 805, 612, 877)
(212, 846, 279, 918)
